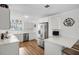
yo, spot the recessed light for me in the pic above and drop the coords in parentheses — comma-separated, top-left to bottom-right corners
(24, 16, 29, 18)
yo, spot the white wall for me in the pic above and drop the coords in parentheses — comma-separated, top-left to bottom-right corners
(49, 8, 79, 39)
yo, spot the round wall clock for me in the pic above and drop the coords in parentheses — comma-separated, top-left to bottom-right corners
(63, 18, 75, 27)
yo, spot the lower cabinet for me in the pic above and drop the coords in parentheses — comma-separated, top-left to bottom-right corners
(15, 34, 23, 42)
(29, 33, 36, 40)
(15, 33, 36, 42)
(0, 42, 19, 55)
(45, 41, 63, 55)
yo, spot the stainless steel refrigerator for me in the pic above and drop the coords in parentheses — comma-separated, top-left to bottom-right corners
(38, 22, 48, 48)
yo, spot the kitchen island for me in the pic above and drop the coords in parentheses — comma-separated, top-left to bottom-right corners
(0, 34, 19, 55)
(44, 36, 78, 55)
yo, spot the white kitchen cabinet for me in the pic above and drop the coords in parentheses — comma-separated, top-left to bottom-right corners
(14, 32, 34, 42)
(0, 34, 19, 55)
(49, 16, 60, 29)
(37, 17, 49, 23)
(15, 34, 23, 42)
(29, 33, 35, 40)
(16, 33, 35, 41)
(48, 16, 61, 37)
(0, 7, 10, 29)
(45, 41, 63, 55)
(0, 42, 19, 55)
(44, 37, 78, 55)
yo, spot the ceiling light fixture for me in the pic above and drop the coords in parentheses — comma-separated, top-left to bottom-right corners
(0, 4, 9, 8)
(44, 4, 50, 8)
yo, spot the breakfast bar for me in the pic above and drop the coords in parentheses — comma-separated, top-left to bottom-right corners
(44, 36, 78, 55)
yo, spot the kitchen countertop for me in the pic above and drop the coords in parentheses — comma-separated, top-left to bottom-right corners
(45, 36, 78, 48)
(0, 34, 19, 45)
(0, 30, 31, 34)
(8, 31, 28, 34)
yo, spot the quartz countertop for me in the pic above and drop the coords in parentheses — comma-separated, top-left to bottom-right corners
(0, 30, 30, 34)
(0, 34, 19, 45)
(45, 36, 78, 48)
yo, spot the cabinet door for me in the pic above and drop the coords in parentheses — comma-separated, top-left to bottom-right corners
(15, 34, 23, 42)
(0, 7, 10, 29)
(49, 16, 60, 29)
(0, 42, 19, 55)
(45, 41, 63, 55)
(29, 33, 34, 40)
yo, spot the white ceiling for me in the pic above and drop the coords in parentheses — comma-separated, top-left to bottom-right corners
(8, 4, 79, 23)
(9, 4, 79, 17)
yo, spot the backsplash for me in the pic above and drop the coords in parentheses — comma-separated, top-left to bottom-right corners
(10, 19, 23, 31)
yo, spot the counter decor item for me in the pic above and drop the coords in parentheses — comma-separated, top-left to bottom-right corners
(1, 33, 4, 40)
(0, 31, 9, 40)
(63, 18, 75, 27)
(4, 31, 9, 39)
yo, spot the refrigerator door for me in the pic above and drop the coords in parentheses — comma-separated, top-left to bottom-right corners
(40, 22, 48, 39)
(37, 22, 48, 48)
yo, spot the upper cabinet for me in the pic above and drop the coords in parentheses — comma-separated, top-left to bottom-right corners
(0, 4, 10, 30)
(37, 17, 49, 24)
(49, 16, 61, 29)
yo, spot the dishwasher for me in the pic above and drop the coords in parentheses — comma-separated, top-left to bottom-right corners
(23, 33, 29, 42)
